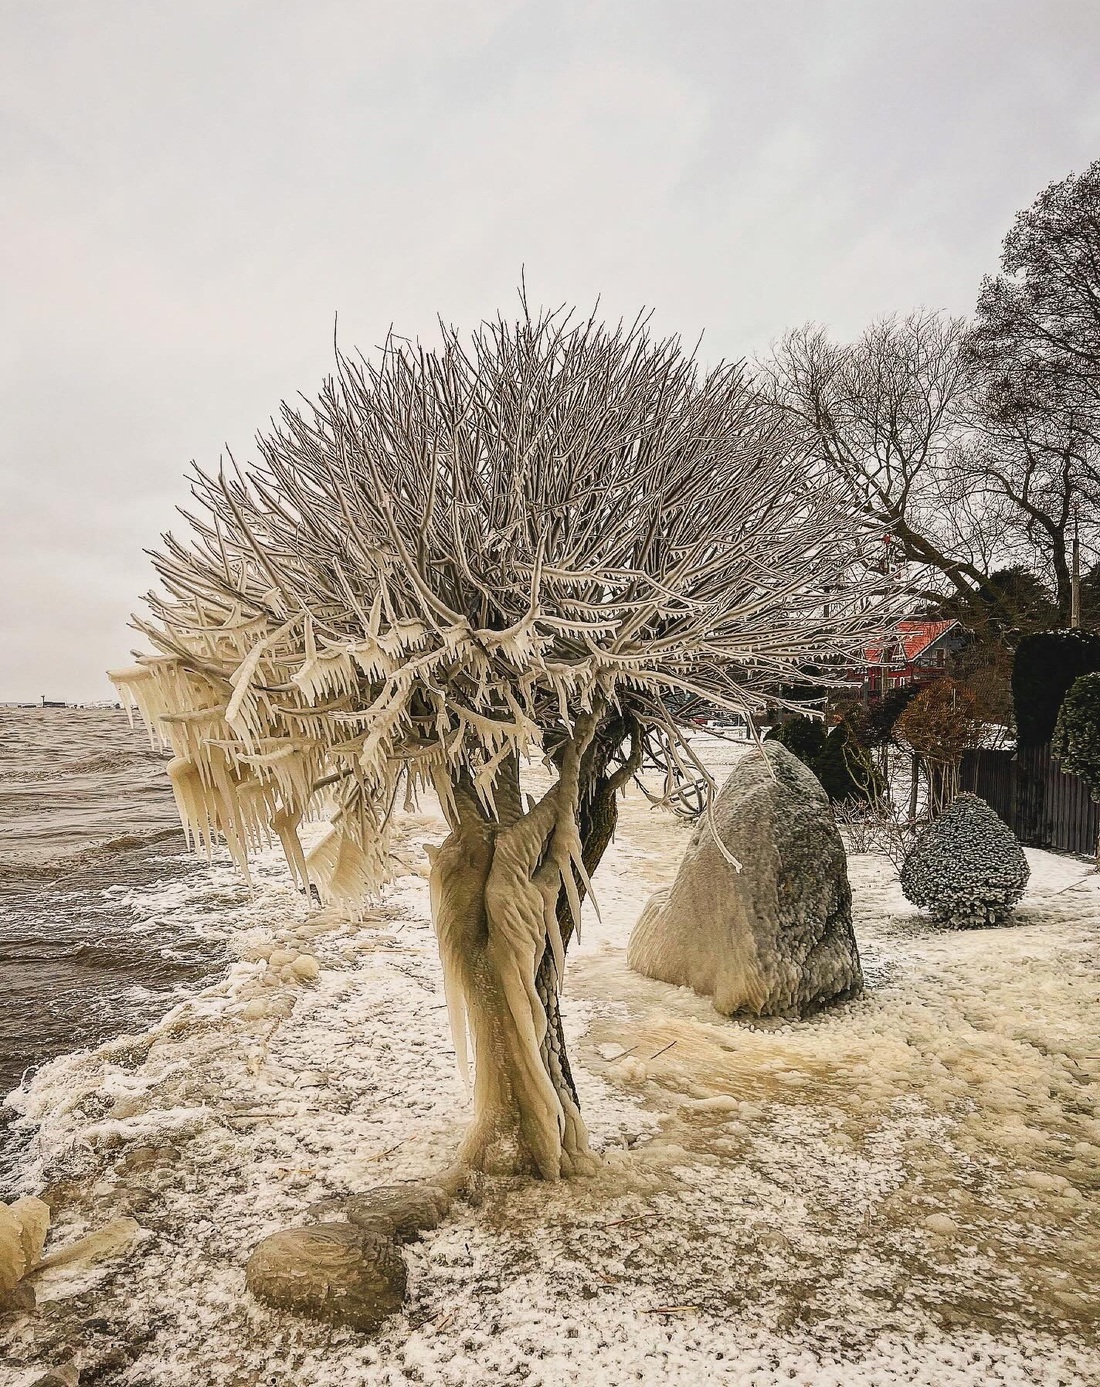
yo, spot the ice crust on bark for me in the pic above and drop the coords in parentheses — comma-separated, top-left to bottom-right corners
(900, 792, 1030, 928)
(429, 730, 601, 1180)
(628, 743, 862, 1017)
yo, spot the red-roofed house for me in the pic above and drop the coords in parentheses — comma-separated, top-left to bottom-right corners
(858, 619, 967, 698)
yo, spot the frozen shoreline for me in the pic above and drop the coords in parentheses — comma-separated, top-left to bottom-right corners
(2, 745, 1099, 1386)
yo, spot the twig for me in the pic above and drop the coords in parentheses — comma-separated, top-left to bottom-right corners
(366, 1139, 408, 1162)
(647, 1040, 677, 1061)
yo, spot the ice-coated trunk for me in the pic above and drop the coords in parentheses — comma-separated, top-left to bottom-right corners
(430, 815, 596, 1178)
(428, 715, 639, 1180)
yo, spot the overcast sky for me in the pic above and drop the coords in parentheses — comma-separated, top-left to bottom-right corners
(2, 0, 1099, 702)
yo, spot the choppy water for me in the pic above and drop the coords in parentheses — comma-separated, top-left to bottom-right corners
(0, 708, 228, 1181)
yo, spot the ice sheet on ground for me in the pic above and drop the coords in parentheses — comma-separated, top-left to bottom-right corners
(1, 737, 1098, 1386)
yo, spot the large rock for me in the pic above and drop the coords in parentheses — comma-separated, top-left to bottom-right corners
(307, 1182, 451, 1243)
(628, 742, 861, 1017)
(900, 792, 1030, 928)
(245, 1223, 406, 1332)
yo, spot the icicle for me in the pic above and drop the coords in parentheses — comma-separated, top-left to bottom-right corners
(272, 804, 309, 891)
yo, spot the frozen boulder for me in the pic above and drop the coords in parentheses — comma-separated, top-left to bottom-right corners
(28, 1368, 79, 1387)
(900, 792, 1029, 928)
(628, 742, 861, 1017)
(0, 1196, 50, 1296)
(245, 1223, 406, 1332)
(308, 1182, 453, 1244)
(343, 1183, 450, 1243)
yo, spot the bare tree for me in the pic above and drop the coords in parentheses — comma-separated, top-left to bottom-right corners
(966, 382, 1100, 623)
(965, 160, 1100, 621)
(111, 302, 894, 1182)
(759, 306, 1100, 627)
(757, 312, 995, 603)
(970, 157, 1100, 435)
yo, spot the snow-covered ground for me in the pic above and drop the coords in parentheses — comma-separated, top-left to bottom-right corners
(2, 739, 1099, 1386)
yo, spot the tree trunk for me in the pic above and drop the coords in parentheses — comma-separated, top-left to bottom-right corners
(908, 752, 920, 823)
(427, 715, 640, 1180)
(534, 716, 639, 1109)
(430, 810, 595, 1178)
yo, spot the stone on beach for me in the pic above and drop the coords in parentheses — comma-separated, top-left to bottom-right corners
(342, 1183, 451, 1243)
(628, 742, 862, 1017)
(245, 1223, 407, 1332)
(28, 1366, 80, 1387)
(35, 1217, 141, 1272)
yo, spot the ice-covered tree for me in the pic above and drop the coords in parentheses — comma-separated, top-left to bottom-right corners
(111, 303, 892, 1180)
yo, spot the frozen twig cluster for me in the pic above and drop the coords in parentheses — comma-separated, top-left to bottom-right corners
(112, 301, 896, 904)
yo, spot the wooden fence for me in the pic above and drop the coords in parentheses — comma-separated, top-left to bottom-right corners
(960, 743, 1100, 857)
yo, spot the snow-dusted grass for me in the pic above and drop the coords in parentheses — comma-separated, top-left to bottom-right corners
(2, 741, 1098, 1385)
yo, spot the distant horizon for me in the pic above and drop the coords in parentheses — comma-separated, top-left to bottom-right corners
(0, 698, 121, 707)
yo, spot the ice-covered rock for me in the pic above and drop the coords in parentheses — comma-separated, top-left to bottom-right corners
(288, 954, 320, 982)
(627, 742, 861, 1017)
(245, 1223, 406, 1332)
(28, 1367, 79, 1387)
(0, 1197, 50, 1296)
(120, 1144, 180, 1174)
(343, 1183, 450, 1243)
(308, 1182, 452, 1243)
(900, 792, 1030, 928)
(36, 1217, 141, 1271)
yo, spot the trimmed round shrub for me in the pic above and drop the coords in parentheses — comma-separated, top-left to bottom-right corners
(1052, 671, 1100, 801)
(900, 793, 1030, 928)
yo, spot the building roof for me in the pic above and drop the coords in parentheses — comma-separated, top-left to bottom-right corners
(865, 619, 960, 666)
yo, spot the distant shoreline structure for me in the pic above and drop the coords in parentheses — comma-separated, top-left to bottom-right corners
(0, 698, 122, 710)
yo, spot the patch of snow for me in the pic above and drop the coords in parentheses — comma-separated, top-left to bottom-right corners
(1, 739, 1097, 1384)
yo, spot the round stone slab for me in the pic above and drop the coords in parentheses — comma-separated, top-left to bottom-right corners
(245, 1223, 406, 1332)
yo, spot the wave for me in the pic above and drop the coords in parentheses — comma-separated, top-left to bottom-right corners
(5, 748, 170, 783)
(0, 827, 187, 887)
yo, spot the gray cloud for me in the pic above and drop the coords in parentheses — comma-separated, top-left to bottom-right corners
(2, 0, 1099, 699)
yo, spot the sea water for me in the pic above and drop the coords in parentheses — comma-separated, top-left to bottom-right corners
(0, 707, 228, 1188)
